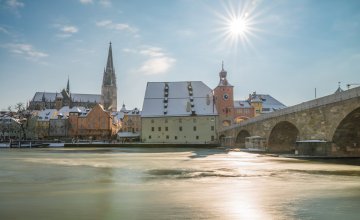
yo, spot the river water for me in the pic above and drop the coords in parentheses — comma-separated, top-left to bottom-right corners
(1, 147, 360, 220)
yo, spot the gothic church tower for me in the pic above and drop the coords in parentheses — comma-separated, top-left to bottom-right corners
(101, 42, 117, 111)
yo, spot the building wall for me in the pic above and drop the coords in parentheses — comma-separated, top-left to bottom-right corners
(49, 119, 68, 137)
(25, 116, 37, 139)
(67, 104, 119, 139)
(214, 86, 234, 128)
(122, 114, 141, 133)
(35, 121, 49, 139)
(141, 116, 217, 143)
(251, 102, 263, 117)
(234, 107, 255, 123)
(0, 118, 21, 140)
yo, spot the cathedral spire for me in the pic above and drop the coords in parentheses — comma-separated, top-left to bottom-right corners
(66, 76, 70, 94)
(101, 42, 118, 111)
(106, 41, 114, 74)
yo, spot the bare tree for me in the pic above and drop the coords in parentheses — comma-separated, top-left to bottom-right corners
(15, 102, 25, 113)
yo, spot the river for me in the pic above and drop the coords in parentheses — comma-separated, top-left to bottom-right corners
(1, 147, 360, 220)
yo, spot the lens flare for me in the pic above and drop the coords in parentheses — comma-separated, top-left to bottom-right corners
(228, 17, 248, 37)
(214, 1, 262, 51)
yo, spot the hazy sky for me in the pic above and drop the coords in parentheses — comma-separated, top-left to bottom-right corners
(0, 0, 359, 111)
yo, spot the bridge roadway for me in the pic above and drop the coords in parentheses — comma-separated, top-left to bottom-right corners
(219, 86, 360, 156)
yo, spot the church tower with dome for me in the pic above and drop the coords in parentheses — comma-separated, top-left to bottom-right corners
(213, 62, 234, 129)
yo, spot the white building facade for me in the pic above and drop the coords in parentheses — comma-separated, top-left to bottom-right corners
(141, 81, 218, 144)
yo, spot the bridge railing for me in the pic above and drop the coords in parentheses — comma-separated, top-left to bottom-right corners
(221, 86, 360, 132)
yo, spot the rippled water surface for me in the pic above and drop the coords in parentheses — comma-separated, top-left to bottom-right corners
(1, 147, 360, 220)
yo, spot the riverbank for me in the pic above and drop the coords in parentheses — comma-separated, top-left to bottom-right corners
(225, 147, 360, 158)
(64, 142, 220, 148)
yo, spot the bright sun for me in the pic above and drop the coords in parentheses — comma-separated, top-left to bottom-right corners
(215, 1, 261, 50)
(228, 17, 248, 36)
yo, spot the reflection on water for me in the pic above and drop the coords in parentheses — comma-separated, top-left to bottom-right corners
(1, 148, 360, 219)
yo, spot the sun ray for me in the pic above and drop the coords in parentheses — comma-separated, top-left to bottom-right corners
(213, 0, 263, 53)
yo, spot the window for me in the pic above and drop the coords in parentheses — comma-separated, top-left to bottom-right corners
(165, 127, 168, 131)
(196, 136, 199, 140)
(158, 127, 161, 131)
(193, 118, 196, 123)
(175, 136, 177, 140)
(211, 136, 214, 141)
(193, 126, 197, 131)
(179, 126, 182, 131)
(149, 135, 152, 139)
(151, 127, 154, 131)
(166, 135, 169, 139)
(211, 126, 214, 131)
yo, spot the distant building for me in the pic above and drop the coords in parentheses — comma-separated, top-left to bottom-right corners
(141, 81, 218, 143)
(35, 108, 58, 139)
(32, 104, 120, 140)
(119, 104, 141, 133)
(68, 104, 119, 140)
(116, 104, 141, 141)
(213, 63, 286, 129)
(234, 92, 286, 123)
(0, 114, 21, 141)
(28, 43, 117, 111)
(28, 79, 101, 111)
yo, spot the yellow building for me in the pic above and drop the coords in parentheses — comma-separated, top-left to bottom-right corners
(250, 95, 263, 117)
(35, 109, 58, 139)
(141, 81, 218, 144)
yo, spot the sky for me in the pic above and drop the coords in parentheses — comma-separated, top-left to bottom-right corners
(0, 0, 359, 111)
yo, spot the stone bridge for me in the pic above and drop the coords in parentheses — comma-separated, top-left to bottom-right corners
(219, 87, 360, 155)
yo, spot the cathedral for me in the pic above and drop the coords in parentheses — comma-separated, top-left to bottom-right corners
(28, 43, 118, 112)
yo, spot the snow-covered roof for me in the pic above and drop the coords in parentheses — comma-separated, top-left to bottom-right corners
(234, 100, 252, 108)
(259, 94, 286, 112)
(32, 92, 62, 102)
(72, 94, 101, 103)
(32, 92, 101, 103)
(125, 108, 141, 116)
(234, 94, 286, 113)
(115, 106, 141, 120)
(58, 106, 87, 117)
(0, 115, 20, 124)
(142, 81, 217, 117)
(36, 106, 89, 120)
(37, 109, 58, 121)
(250, 96, 263, 103)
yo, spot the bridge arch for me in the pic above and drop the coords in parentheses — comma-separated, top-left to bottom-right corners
(219, 134, 226, 141)
(268, 121, 299, 152)
(332, 107, 360, 148)
(235, 130, 250, 148)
